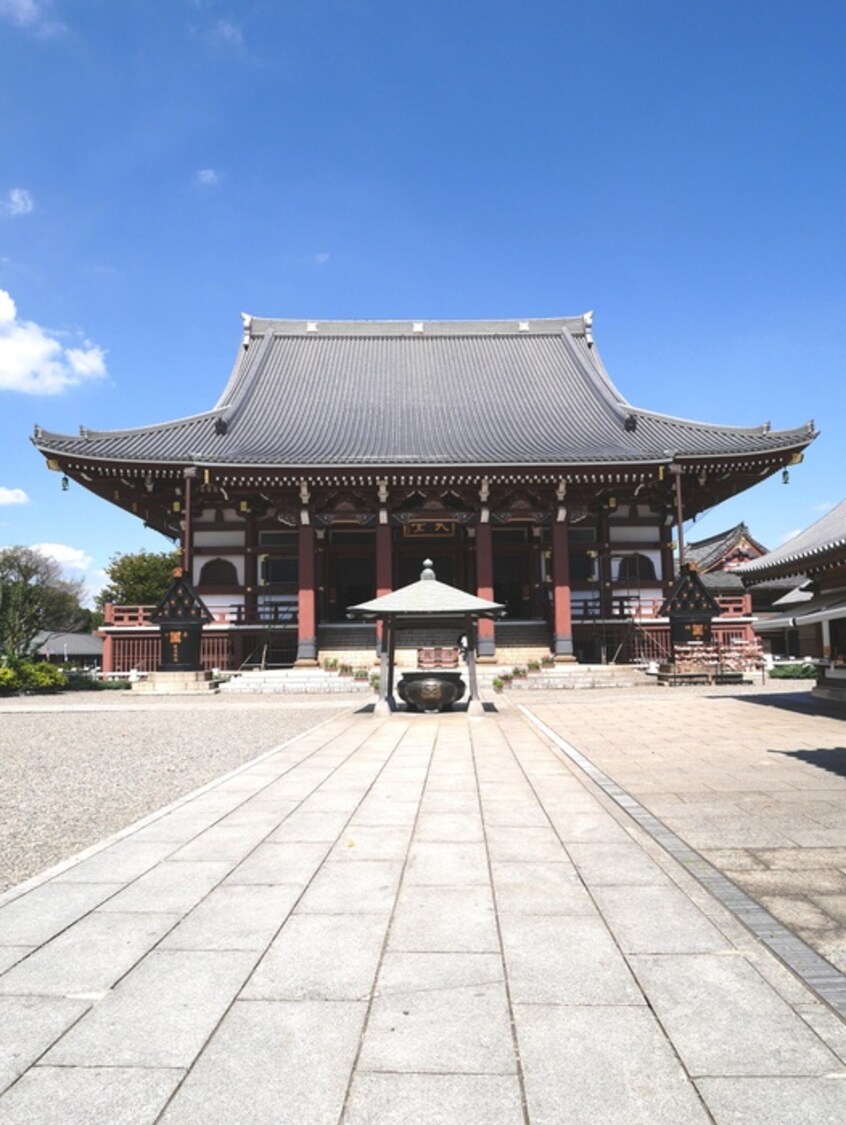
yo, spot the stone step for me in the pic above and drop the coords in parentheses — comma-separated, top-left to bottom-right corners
(132, 671, 218, 694)
(219, 669, 372, 694)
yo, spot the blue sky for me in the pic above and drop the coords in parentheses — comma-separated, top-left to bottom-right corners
(1, 0, 844, 601)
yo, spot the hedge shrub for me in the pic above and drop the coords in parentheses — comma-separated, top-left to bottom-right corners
(0, 661, 68, 693)
(769, 663, 818, 680)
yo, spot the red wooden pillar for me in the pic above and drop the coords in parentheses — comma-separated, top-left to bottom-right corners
(476, 520, 496, 659)
(551, 516, 575, 659)
(101, 633, 114, 675)
(296, 520, 318, 664)
(181, 468, 196, 582)
(243, 514, 258, 625)
(376, 521, 392, 652)
(598, 508, 612, 619)
(659, 519, 675, 598)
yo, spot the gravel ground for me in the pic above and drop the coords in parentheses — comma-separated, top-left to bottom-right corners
(0, 692, 360, 893)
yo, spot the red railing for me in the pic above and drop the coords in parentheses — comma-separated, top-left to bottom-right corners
(103, 603, 297, 627)
(109, 634, 233, 673)
(571, 595, 750, 620)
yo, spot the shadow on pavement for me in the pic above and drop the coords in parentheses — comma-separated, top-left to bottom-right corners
(770, 746, 846, 778)
(354, 701, 500, 715)
(723, 690, 845, 719)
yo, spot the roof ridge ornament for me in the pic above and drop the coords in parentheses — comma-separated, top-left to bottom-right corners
(240, 313, 252, 348)
(583, 310, 594, 347)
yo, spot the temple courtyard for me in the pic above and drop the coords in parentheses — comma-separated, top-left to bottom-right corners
(2, 684, 846, 1123)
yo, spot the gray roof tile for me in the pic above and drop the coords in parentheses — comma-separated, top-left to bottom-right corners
(736, 499, 846, 580)
(34, 316, 816, 470)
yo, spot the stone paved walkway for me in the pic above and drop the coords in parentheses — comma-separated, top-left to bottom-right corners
(2, 692, 846, 1123)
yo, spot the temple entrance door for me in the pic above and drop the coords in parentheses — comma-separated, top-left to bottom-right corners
(492, 529, 532, 617)
(394, 524, 469, 592)
(397, 549, 455, 589)
(324, 531, 376, 621)
(493, 553, 530, 617)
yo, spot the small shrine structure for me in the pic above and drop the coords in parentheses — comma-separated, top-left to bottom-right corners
(349, 559, 504, 714)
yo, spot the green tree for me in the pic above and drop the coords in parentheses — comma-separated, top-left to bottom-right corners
(96, 548, 181, 610)
(0, 547, 87, 658)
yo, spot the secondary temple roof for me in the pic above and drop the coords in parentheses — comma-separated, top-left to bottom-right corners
(686, 523, 769, 573)
(736, 499, 846, 583)
(33, 315, 816, 470)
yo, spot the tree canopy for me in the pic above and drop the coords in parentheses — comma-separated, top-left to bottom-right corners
(0, 547, 87, 658)
(96, 548, 181, 610)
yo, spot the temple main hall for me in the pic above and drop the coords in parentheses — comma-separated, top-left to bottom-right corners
(33, 314, 817, 672)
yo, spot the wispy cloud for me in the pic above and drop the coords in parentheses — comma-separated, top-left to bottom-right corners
(777, 528, 801, 546)
(211, 19, 243, 48)
(0, 486, 29, 505)
(283, 252, 332, 270)
(1, 187, 35, 217)
(811, 501, 834, 514)
(0, 289, 108, 395)
(191, 15, 246, 53)
(0, 0, 65, 36)
(31, 542, 93, 572)
(196, 168, 219, 187)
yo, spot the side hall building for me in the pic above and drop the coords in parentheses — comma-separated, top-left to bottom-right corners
(32, 314, 817, 673)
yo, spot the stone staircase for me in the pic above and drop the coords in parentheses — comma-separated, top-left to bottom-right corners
(219, 669, 373, 695)
(219, 663, 650, 694)
(479, 664, 650, 691)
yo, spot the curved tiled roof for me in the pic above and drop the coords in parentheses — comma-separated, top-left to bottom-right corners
(33, 316, 816, 470)
(686, 523, 769, 573)
(736, 500, 846, 581)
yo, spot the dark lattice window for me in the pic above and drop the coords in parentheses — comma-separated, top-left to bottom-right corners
(618, 553, 656, 581)
(199, 557, 238, 586)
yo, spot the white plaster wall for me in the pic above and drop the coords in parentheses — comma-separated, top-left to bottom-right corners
(609, 526, 660, 544)
(194, 530, 245, 547)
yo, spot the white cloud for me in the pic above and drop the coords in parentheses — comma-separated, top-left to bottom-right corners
(0, 486, 29, 505)
(0, 288, 108, 395)
(212, 19, 243, 47)
(1, 187, 35, 217)
(314, 252, 330, 266)
(812, 501, 834, 514)
(0, 0, 64, 35)
(196, 168, 219, 186)
(31, 542, 93, 572)
(777, 528, 802, 546)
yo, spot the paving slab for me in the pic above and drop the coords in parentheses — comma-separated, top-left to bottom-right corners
(0, 1066, 184, 1125)
(43, 948, 257, 1067)
(243, 912, 389, 1000)
(343, 1072, 525, 1125)
(0, 880, 124, 946)
(0, 911, 180, 996)
(359, 951, 515, 1074)
(515, 1004, 711, 1125)
(630, 952, 839, 1076)
(158, 1000, 365, 1125)
(3, 688, 846, 1123)
(696, 1076, 846, 1124)
(0, 994, 90, 1094)
(158, 883, 300, 951)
